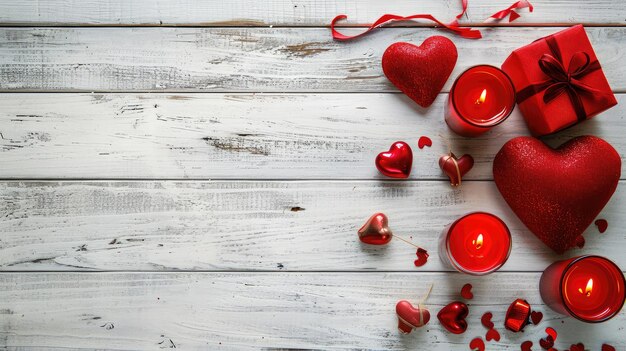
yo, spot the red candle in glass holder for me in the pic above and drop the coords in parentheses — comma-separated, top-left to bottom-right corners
(540, 255, 625, 323)
(439, 212, 511, 275)
(445, 65, 516, 137)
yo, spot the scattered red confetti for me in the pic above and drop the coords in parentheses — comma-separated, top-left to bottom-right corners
(418, 136, 432, 149)
(461, 283, 473, 299)
(569, 343, 584, 351)
(575, 235, 585, 248)
(602, 344, 616, 351)
(481, 312, 494, 329)
(521, 341, 534, 351)
(530, 311, 543, 325)
(546, 327, 557, 341)
(539, 336, 554, 350)
(595, 219, 608, 233)
(470, 337, 486, 351)
(414, 248, 429, 267)
(485, 328, 501, 342)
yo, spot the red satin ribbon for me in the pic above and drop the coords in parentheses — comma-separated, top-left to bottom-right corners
(331, 0, 533, 41)
(489, 0, 534, 22)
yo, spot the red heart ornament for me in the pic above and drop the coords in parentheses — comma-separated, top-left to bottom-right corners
(376, 141, 413, 178)
(493, 136, 621, 254)
(382, 37, 458, 108)
(395, 300, 430, 333)
(439, 153, 474, 186)
(358, 213, 393, 245)
(437, 301, 468, 334)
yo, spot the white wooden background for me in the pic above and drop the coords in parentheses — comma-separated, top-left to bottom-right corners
(0, 1, 624, 349)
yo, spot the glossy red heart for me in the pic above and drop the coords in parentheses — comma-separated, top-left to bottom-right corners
(439, 153, 474, 186)
(376, 141, 413, 178)
(437, 301, 468, 334)
(493, 136, 621, 253)
(358, 213, 393, 245)
(396, 300, 430, 333)
(382, 37, 457, 108)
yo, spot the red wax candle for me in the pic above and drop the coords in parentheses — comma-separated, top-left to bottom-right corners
(540, 255, 625, 323)
(439, 212, 511, 275)
(445, 65, 516, 137)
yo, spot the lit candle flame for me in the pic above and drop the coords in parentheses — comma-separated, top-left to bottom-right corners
(578, 278, 593, 297)
(472, 233, 484, 249)
(475, 89, 487, 105)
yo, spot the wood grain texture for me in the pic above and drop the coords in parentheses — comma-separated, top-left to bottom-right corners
(0, 272, 623, 350)
(0, 0, 624, 26)
(1, 93, 624, 180)
(0, 180, 623, 271)
(0, 27, 624, 92)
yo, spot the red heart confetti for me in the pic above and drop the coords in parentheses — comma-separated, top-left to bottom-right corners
(481, 312, 494, 329)
(602, 344, 616, 351)
(414, 248, 429, 267)
(546, 327, 557, 341)
(595, 219, 608, 233)
(486, 328, 501, 342)
(530, 311, 543, 325)
(418, 136, 433, 149)
(569, 343, 584, 351)
(575, 235, 585, 248)
(539, 336, 554, 350)
(470, 337, 486, 351)
(461, 283, 473, 300)
(521, 341, 534, 351)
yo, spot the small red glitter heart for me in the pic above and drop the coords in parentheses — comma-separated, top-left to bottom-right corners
(418, 136, 432, 149)
(357, 213, 393, 245)
(395, 300, 430, 333)
(569, 343, 585, 351)
(414, 248, 429, 267)
(485, 328, 500, 342)
(601, 344, 616, 351)
(437, 301, 469, 334)
(375, 141, 413, 178)
(595, 219, 608, 233)
(461, 283, 473, 300)
(470, 337, 485, 351)
(530, 311, 543, 325)
(481, 312, 494, 329)
(521, 341, 534, 351)
(382, 37, 458, 108)
(439, 153, 474, 187)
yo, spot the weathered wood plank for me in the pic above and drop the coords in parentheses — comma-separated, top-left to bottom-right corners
(1, 93, 624, 179)
(0, 27, 624, 92)
(0, 272, 623, 350)
(0, 180, 622, 271)
(0, 0, 623, 26)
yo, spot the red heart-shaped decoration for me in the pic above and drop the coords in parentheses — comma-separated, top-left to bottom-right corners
(376, 141, 413, 178)
(521, 341, 534, 351)
(461, 283, 473, 300)
(493, 136, 621, 253)
(469, 338, 485, 351)
(396, 300, 430, 333)
(485, 328, 501, 342)
(602, 344, 616, 351)
(481, 312, 494, 329)
(382, 37, 458, 108)
(569, 343, 585, 351)
(439, 153, 474, 186)
(530, 311, 543, 325)
(358, 213, 393, 245)
(437, 301, 468, 334)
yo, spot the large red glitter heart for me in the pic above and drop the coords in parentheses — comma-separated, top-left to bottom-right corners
(437, 301, 468, 334)
(382, 37, 457, 108)
(395, 300, 430, 333)
(375, 141, 413, 178)
(493, 136, 621, 253)
(358, 213, 393, 245)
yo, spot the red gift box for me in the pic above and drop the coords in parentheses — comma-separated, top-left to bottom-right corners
(502, 25, 617, 136)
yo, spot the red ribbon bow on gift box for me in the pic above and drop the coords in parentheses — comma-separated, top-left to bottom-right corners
(517, 36, 607, 122)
